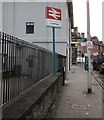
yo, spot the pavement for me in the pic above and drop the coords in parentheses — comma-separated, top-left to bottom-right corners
(45, 64, 103, 119)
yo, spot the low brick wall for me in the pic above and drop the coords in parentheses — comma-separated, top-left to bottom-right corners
(2, 72, 63, 119)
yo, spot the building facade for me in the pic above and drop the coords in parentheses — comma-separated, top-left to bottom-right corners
(2, 1, 73, 73)
(91, 40, 104, 55)
(71, 27, 87, 63)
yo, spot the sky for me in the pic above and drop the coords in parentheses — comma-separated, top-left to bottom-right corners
(72, 0, 103, 42)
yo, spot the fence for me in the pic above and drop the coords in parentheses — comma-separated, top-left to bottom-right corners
(0, 32, 66, 105)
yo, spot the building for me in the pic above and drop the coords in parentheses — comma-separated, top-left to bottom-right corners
(71, 28, 88, 63)
(91, 37, 104, 55)
(71, 27, 80, 63)
(1, 1, 74, 74)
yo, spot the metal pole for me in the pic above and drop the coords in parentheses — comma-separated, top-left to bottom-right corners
(0, 32, 2, 119)
(0, 1, 2, 119)
(52, 27, 56, 75)
(82, 55, 83, 67)
(87, 0, 92, 93)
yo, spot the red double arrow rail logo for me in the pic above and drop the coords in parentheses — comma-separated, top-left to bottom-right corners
(46, 7, 61, 21)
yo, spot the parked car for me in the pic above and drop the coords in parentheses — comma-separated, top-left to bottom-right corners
(77, 57, 85, 63)
(93, 55, 104, 71)
(99, 63, 104, 74)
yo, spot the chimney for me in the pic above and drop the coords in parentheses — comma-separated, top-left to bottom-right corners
(81, 33, 85, 38)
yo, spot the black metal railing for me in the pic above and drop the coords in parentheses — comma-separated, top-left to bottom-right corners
(0, 32, 66, 105)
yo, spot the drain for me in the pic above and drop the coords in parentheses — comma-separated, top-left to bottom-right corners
(72, 104, 87, 110)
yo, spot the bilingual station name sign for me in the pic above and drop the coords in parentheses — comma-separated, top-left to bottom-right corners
(46, 7, 61, 28)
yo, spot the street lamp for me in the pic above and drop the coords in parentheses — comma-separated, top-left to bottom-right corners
(87, 0, 92, 93)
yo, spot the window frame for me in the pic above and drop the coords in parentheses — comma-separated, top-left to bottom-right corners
(26, 22, 34, 34)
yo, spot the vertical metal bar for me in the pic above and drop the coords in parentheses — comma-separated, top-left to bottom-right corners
(38, 51, 40, 81)
(18, 39, 23, 94)
(2, 33, 5, 104)
(10, 35, 13, 99)
(26, 47, 29, 90)
(52, 27, 56, 75)
(35, 49, 37, 83)
(19, 39, 22, 93)
(51, 53, 52, 73)
(4, 33, 6, 103)
(14, 37, 18, 95)
(46, 53, 48, 75)
(50, 53, 51, 74)
(5, 34, 7, 103)
(0, 32, 2, 119)
(18, 39, 22, 94)
(12, 36, 15, 98)
(17, 39, 20, 95)
(28, 49, 31, 88)
(34, 49, 36, 84)
(32, 49, 34, 84)
(13, 37, 16, 97)
(10, 36, 13, 98)
(39, 51, 41, 80)
(7, 34, 9, 102)
(8, 35, 11, 101)
(30, 49, 32, 87)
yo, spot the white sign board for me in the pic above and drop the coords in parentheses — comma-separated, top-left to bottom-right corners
(46, 19, 61, 28)
(81, 42, 87, 46)
(87, 41, 93, 49)
(80, 38, 87, 46)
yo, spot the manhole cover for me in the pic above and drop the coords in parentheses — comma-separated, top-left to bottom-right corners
(72, 104, 87, 110)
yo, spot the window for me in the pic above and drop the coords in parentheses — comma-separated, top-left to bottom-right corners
(26, 22, 34, 34)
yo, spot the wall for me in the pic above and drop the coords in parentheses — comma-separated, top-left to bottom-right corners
(2, 2, 71, 77)
(2, 2, 70, 56)
(0, 2, 2, 31)
(91, 41, 104, 55)
(2, 72, 64, 119)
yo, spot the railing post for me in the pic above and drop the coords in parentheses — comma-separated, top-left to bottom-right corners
(0, 32, 2, 119)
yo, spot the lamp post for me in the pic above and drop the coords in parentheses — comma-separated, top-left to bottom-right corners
(87, 0, 92, 93)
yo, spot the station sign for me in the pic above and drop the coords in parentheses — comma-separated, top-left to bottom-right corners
(80, 38, 87, 46)
(46, 7, 61, 28)
(87, 41, 93, 49)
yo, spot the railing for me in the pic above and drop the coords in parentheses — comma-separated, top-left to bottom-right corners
(0, 32, 66, 105)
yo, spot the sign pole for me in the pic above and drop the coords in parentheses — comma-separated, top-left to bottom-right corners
(46, 7, 61, 75)
(87, 0, 92, 93)
(82, 55, 83, 67)
(53, 27, 56, 75)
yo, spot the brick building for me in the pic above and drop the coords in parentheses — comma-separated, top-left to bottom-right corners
(91, 37, 104, 55)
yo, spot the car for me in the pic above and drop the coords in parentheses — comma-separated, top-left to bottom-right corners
(99, 63, 104, 74)
(77, 57, 85, 63)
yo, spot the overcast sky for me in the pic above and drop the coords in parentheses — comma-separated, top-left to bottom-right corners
(72, 0, 102, 42)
